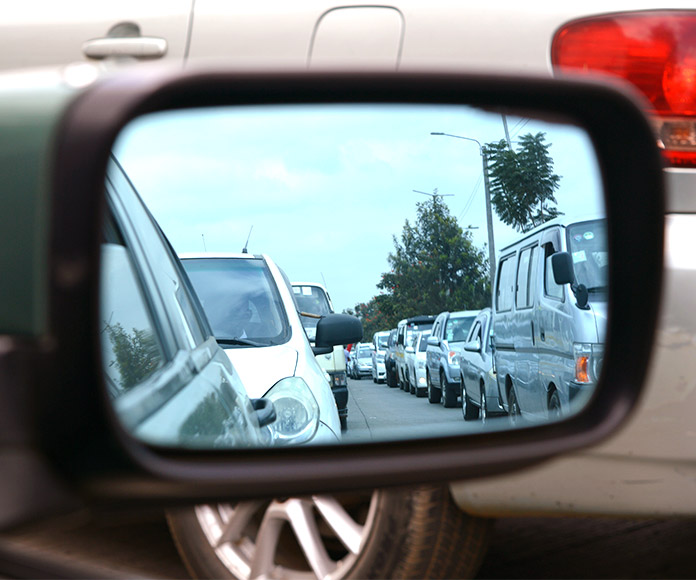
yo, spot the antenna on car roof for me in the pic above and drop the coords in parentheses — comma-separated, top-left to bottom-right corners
(242, 226, 254, 254)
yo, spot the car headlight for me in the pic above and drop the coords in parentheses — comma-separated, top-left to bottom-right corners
(262, 377, 320, 446)
(448, 350, 460, 366)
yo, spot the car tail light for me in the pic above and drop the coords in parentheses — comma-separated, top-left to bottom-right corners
(552, 11, 696, 167)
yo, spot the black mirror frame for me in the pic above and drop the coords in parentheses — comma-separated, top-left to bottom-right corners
(40, 67, 663, 505)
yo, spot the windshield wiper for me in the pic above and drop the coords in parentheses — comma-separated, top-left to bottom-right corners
(217, 337, 268, 347)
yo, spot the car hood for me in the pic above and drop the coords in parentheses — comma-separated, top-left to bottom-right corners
(224, 345, 298, 399)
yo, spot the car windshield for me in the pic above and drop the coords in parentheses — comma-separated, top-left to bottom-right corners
(182, 257, 289, 346)
(377, 336, 389, 349)
(446, 316, 476, 343)
(566, 219, 609, 294)
(357, 347, 372, 359)
(293, 285, 332, 330)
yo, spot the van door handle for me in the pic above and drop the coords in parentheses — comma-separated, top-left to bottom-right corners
(530, 321, 535, 346)
(82, 36, 168, 60)
(540, 327, 546, 341)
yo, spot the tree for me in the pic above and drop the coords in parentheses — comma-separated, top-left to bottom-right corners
(104, 322, 162, 392)
(484, 132, 562, 233)
(363, 196, 490, 331)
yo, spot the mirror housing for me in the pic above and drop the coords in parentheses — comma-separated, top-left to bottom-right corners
(464, 339, 481, 353)
(427, 336, 440, 347)
(314, 314, 363, 356)
(552, 251, 575, 285)
(0, 66, 664, 522)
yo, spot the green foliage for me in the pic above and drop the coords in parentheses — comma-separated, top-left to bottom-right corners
(105, 322, 162, 392)
(484, 132, 562, 233)
(348, 196, 490, 336)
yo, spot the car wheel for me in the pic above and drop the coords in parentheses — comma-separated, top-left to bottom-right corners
(479, 383, 488, 423)
(441, 371, 459, 408)
(461, 379, 479, 421)
(167, 486, 491, 580)
(426, 371, 440, 404)
(548, 389, 561, 419)
(387, 367, 397, 388)
(508, 387, 521, 425)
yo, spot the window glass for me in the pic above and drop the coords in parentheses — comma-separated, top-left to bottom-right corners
(107, 160, 207, 350)
(182, 257, 290, 346)
(566, 219, 609, 292)
(496, 255, 516, 312)
(100, 242, 165, 399)
(445, 315, 476, 343)
(516, 247, 533, 309)
(544, 244, 565, 300)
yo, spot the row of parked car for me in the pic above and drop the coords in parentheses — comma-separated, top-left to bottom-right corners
(360, 213, 607, 424)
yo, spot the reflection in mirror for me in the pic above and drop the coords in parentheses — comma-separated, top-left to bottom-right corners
(106, 103, 606, 449)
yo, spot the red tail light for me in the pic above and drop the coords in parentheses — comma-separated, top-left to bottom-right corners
(552, 11, 696, 167)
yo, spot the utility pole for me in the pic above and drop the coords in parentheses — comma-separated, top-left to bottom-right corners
(430, 132, 496, 290)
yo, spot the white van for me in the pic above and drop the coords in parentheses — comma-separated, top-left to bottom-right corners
(492, 215, 607, 422)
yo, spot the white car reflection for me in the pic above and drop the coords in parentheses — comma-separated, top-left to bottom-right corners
(180, 252, 341, 444)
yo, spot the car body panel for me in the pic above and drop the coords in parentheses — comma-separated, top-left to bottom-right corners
(0, 1, 191, 71)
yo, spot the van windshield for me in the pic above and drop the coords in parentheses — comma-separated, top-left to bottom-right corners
(566, 219, 608, 294)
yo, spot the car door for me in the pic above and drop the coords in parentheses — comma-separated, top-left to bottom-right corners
(103, 156, 263, 448)
(0, 1, 192, 72)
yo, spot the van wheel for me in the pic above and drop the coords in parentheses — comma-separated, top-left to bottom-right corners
(427, 372, 440, 404)
(548, 390, 561, 419)
(441, 371, 459, 408)
(461, 380, 479, 420)
(508, 387, 521, 425)
(167, 486, 491, 580)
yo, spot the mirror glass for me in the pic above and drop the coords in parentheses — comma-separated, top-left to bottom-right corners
(103, 102, 606, 449)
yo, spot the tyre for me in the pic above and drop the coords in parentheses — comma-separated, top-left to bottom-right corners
(427, 372, 440, 404)
(340, 414, 348, 431)
(548, 389, 561, 419)
(461, 379, 479, 421)
(409, 375, 416, 395)
(441, 371, 459, 408)
(167, 485, 491, 580)
(508, 386, 521, 425)
(479, 383, 488, 423)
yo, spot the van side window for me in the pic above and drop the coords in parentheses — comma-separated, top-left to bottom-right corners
(543, 244, 565, 301)
(496, 254, 516, 312)
(515, 246, 536, 309)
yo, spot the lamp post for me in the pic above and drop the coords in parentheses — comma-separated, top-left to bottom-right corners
(430, 132, 496, 289)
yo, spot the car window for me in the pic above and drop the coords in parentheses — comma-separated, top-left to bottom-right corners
(544, 243, 565, 301)
(100, 231, 166, 398)
(496, 254, 516, 312)
(182, 257, 290, 346)
(515, 245, 535, 309)
(445, 316, 475, 343)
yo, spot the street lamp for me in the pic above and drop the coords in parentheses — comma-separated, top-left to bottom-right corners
(430, 132, 496, 289)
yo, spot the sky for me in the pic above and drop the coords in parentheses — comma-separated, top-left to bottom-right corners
(113, 103, 603, 313)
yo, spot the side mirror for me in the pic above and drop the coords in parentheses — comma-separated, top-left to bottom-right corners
(552, 251, 590, 309)
(313, 314, 363, 355)
(405, 345, 415, 354)
(251, 398, 276, 427)
(427, 336, 440, 347)
(552, 251, 575, 285)
(463, 339, 481, 353)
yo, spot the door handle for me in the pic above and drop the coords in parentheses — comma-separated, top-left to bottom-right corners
(82, 37, 167, 60)
(540, 327, 546, 341)
(530, 321, 535, 346)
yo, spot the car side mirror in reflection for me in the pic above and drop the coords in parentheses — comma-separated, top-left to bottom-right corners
(313, 313, 363, 356)
(464, 339, 482, 353)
